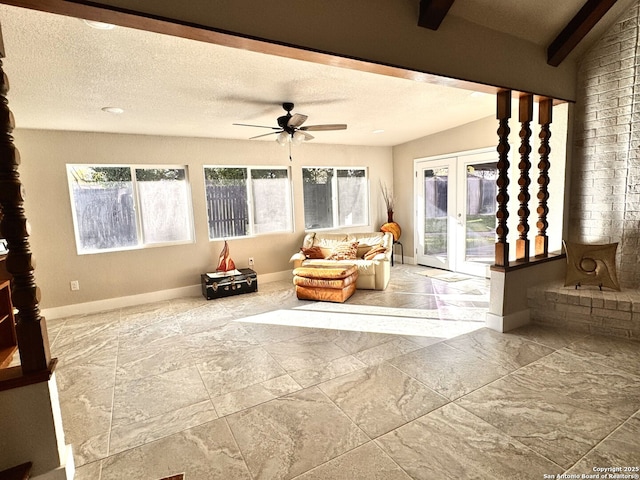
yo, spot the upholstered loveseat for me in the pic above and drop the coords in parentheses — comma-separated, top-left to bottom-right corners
(290, 231, 393, 290)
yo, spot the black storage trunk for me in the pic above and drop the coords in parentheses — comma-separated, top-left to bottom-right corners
(201, 268, 258, 300)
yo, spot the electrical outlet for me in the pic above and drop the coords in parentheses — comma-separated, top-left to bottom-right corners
(70, 280, 80, 291)
(248, 257, 255, 267)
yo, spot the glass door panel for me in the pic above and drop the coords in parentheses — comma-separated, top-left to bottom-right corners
(456, 159, 498, 277)
(416, 150, 496, 277)
(416, 158, 455, 270)
(424, 168, 449, 257)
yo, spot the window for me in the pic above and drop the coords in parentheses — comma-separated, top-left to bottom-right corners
(204, 166, 293, 239)
(67, 165, 194, 254)
(302, 167, 368, 229)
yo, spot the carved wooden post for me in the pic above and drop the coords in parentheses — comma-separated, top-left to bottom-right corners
(516, 93, 533, 261)
(495, 90, 511, 267)
(0, 25, 51, 373)
(535, 98, 553, 257)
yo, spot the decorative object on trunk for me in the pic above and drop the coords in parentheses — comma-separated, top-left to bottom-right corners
(563, 241, 620, 291)
(216, 240, 237, 272)
(380, 180, 401, 241)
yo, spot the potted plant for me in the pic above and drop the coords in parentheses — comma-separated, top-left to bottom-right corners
(380, 180, 401, 241)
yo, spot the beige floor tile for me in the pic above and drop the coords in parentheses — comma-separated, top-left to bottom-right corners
(290, 355, 366, 388)
(100, 419, 251, 480)
(197, 346, 287, 396)
(109, 400, 218, 455)
(211, 374, 302, 416)
(389, 342, 511, 400)
(227, 387, 369, 480)
(444, 327, 555, 370)
(52, 265, 637, 479)
(112, 366, 210, 427)
(509, 349, 640, 420)
(564, 335, 640, 375)
(73, 461, 102, 480)
(293, 442, 412, 480)
(354, 337, 423, 366)
(456, 371, 622, 468)
(319, 363, 447, 437)
(263, 333, 349, 372)
(377, 403, 563, 479)
(565, 413, 640, 476)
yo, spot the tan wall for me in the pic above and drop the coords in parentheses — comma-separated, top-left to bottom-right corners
(14, 129, 392, 309)
(392, 102, 569, 265)
(391, 116, 497, 258)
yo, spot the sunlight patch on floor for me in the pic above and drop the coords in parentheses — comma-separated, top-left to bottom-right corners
(235, 306, 484, 337)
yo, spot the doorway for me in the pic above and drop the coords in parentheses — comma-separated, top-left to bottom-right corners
(415, 149, 497, 277)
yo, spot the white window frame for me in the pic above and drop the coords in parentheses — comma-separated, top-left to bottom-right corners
(302, 166, 369, 231)
(66, 164, 195, 255)
(203, 165, 294, 240)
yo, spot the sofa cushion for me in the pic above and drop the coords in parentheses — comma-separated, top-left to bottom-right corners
(293, 263, 358, 280)
(326, 241, 359, 260)
(349, 233, 385, 247)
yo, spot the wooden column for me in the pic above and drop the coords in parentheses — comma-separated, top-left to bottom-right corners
(0, 25, 51, 374)
(495, 90, 511, 267)
(516, 94, 533, 261)
(535, 98, 553, 257)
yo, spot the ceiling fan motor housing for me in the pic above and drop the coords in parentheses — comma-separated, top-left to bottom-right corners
(277, 114, 293, 132)
(234, 101, 345, 142)
(278, 102, 295, 132)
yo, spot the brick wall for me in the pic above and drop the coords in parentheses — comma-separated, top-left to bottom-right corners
(571, 0, 640, 288)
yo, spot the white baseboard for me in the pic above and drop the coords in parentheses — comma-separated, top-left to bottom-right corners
(392, 254, 415, 265)
(485, 309, 530, 333)
(42, 270, 291, 320)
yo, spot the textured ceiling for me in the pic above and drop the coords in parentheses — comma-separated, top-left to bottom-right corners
(0, 4, 497, 147)
(0, 1, 631, 147)
(450, 0, 587, 46)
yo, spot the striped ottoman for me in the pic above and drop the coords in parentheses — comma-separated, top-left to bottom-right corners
(292, 264, 358, 303)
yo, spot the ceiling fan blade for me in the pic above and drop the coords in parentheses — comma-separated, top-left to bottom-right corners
(287, 113, 308, 128)
(300, 124, 347, 131)
(249, 131, 282, 140)
(233, 123, 280, 130)
(300, 131, 315, 141)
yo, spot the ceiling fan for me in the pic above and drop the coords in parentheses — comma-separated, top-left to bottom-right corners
(233, 102, 347, 148)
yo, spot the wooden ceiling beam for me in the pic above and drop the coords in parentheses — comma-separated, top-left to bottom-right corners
(547, 0, 618, 66)
(418, 0, 455, 30)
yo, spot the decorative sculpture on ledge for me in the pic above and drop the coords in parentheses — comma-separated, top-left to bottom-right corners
(563, 241, 620, 291)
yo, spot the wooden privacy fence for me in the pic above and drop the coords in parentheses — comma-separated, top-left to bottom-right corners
(205, 184, 248, 238)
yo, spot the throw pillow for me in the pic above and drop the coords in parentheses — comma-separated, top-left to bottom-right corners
(364, 245, 387, 260)
(326, 241, 359, 260)
(300, 246, 325, 259)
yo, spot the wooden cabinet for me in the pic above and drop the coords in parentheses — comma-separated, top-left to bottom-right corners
(0, 279, 17, 368)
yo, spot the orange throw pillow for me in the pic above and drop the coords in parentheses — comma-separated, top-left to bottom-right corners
(364, 245, 386, 260)
(300, 246, 325, 259)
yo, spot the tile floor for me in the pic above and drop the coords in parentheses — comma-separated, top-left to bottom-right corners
(43, 264, 640, 479)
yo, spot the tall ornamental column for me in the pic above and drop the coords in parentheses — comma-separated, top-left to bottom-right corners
(0, 25, 51, 374)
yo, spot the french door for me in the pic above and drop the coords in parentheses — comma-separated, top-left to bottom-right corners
(415, 150, 497, 277)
